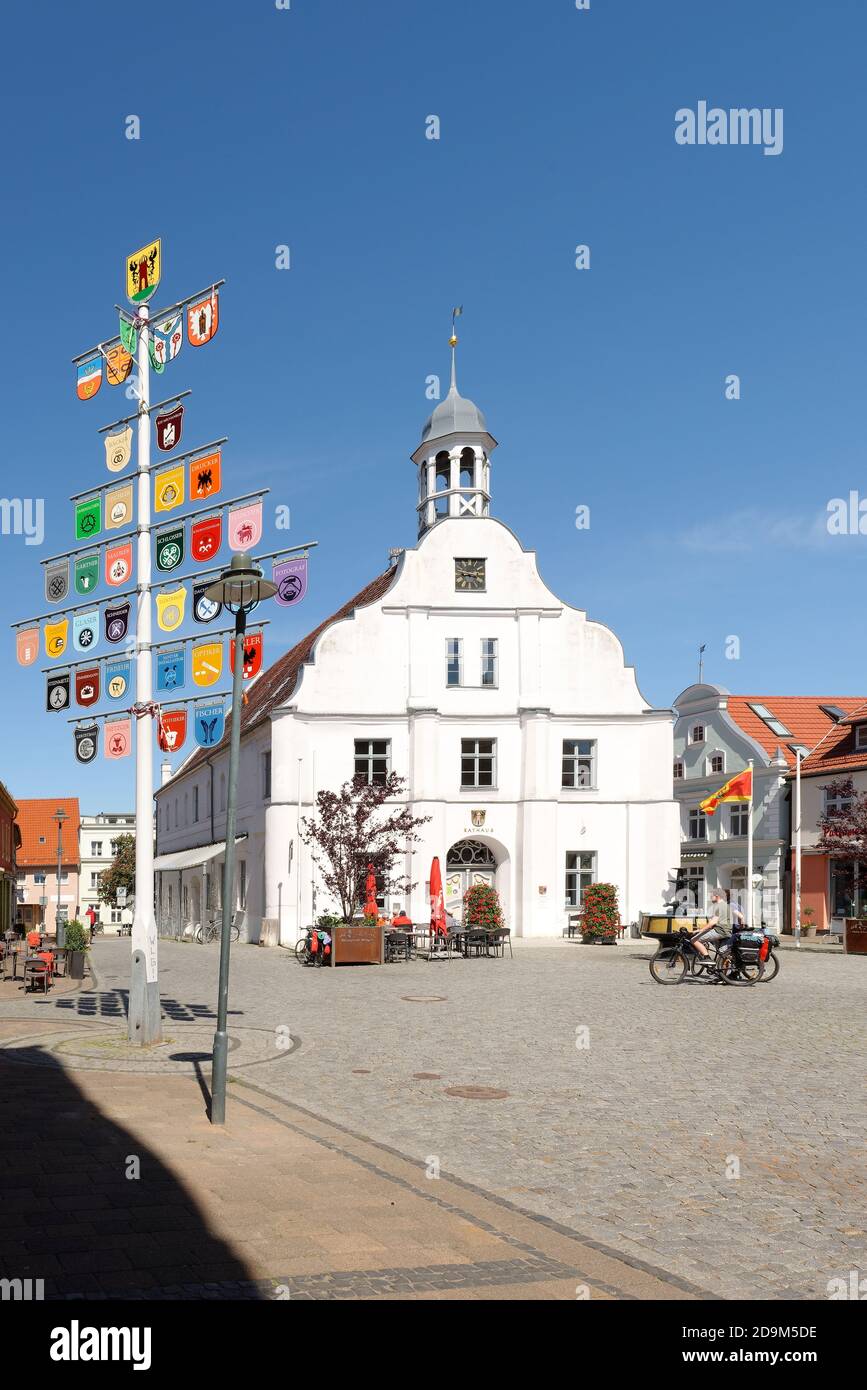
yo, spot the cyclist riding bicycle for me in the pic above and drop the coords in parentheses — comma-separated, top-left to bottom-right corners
(692, 889, 745, 961)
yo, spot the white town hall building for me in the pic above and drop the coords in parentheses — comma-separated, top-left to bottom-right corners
(154, 353, 679, 941)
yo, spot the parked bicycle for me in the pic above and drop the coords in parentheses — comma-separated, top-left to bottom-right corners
(195, 912, 241, 945)
(649, 925, 765, 986)
(295, 926, 332, 966)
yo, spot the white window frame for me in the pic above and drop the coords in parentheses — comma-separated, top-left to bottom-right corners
(90, 841, 103, 857)
(728, 803, 749, 837)
(562, 739, 597, 789)
(687, 807, 707, 841)
(480, 638, 498, 688)
(673, 760, 684, 780)
(708, 751, 726, 776)
(565, 851, 596, 908)
(679, 865, 706, 911)
(690, 724, 705, 745)
(446, 638, 463, 688)
(354, 739, 392, 786)
(823, 785, 853, 816)
(461, 738, 497, 789)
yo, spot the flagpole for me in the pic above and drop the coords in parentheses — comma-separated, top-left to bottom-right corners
(129, 305, 162, 1045)
(746, 758, 754, 930)
(795, 750, 802, 948)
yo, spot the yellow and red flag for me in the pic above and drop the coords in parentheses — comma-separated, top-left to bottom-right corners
(700, 768, 752, 816)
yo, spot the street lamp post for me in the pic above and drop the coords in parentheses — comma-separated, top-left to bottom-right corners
(204, 554, 277, 1126)
(55, 808, 68, 947)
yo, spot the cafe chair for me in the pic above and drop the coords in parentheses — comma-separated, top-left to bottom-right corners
(23, 959, 51, 995)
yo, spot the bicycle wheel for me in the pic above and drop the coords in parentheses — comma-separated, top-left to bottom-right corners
(229, 925, 240, 943)
(649, 949, 687, 984)
(719, 956, 764, 986)
(195, 925, 205, 944)
(758, 951, 779, 982)
(294, 938, 309, 965)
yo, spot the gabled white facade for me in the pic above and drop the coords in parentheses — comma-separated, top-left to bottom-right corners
(155, 365, 679, 942)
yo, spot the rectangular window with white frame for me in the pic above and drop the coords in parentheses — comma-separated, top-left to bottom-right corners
(562, 739, 596, 789)
(823, 783, 854, 816)
(565, 851, 596, 907)
(262, 750, 272, 800)
(673, 760, 684, 780)
(461, 738, 496, 788)
(729, 804, 749, 837)
(480, 638, 498, 687)
(679, 865, 705, 911)
(688, 808, 707, 841)
(354, 739, 391, 786)
(709, 752, 725, 775)
(446, 638, 463, 687)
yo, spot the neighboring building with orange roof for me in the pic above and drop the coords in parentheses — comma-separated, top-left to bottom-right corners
(672, 685, 867, 933)
(785, 702, 867, 934)
(14, 797, 81, 934)
(0, 780, 19, 934)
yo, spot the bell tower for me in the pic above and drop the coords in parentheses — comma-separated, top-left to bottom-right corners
(412, 316, 497, 537)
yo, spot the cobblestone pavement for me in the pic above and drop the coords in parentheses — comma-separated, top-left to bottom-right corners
(5, 937, 865, 1300)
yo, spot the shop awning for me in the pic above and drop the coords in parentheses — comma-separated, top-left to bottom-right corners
(154, 835, 248, 873)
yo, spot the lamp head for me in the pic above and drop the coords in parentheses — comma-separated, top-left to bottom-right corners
(204, 552, 277, 614)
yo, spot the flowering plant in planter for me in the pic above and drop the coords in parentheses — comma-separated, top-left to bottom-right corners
(463, 882, 504, 932)
(580, 883, 620, 940)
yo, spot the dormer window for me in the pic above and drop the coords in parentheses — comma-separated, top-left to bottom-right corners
(856, 724, 867, 751)
(690, 724, 705, 745)
(709, 752, 725, 775)
(673, 761, 684, 779)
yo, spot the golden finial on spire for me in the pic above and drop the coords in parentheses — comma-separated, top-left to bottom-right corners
(449, 304, 462, 348)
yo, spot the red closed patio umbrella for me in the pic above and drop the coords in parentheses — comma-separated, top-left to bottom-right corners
(363, 863, 378, 919)
(429, 857, 447, 937)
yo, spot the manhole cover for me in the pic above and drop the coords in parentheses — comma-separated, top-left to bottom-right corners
(413, 1072, 441, 1080)
(401, 995, 447, 1003)
(445, 1085, 509, 1101)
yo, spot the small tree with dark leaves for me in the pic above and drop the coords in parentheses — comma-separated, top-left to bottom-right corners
(816, 778, 867, 916)
(301, 773, 430, 923)
(97, 833, 136, 909)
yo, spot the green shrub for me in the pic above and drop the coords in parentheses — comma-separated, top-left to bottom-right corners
(64, 921, 90, 952)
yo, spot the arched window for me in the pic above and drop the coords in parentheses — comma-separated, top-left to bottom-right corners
(460, 447, 475, 488)
(447, 839, 497, 869)
(435, 452, 450, 492)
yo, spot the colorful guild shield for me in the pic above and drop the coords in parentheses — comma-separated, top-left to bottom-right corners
(192, 640, 223, 687)
(104, 342, 133, 387)
(105, 541, 133, 588)
(77, 357, 102, 401)
(73, 608, 99, 653)
(75, 667, 100, 707)
(44, 558, 70, 605)
(156, 524, 185, 572)
(105, 658, 131, 701)
(75, 496, 101, 541)
(190, 513, 221, 563)
(44, 618, 68, 660)
(192, 582, 221, 625)
(152, 312, 183, 367)
(46, 671, 70, 713)
(126, 238, 161, 305)
(187, 289, 219, 346)
(194, 701, 225, 748)
(190, 450, 221, 500)
(157, 647, 186, 692)
(157, 709, 187, 753)
(148, 338, 165, 374)
(119, 314, 138, 355)
(230, 630, 263, 680)
(155, 403, 184, 452)
(228, 501, 263, 552)
(74, 553, 99, 595)
(274, 556, 308, 607)
(105, 481, 133, 530)
(156, 587, 186, 633)
(154, 464, 184, 512)
(16, 627, 39, 667)
(105, 425, 133, 474)
(104, 601, 130, 645)
(74, 724, 99, 765)
(105, 717, 132, 759)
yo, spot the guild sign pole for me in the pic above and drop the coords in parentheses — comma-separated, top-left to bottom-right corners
(129, 304, 162, 1045)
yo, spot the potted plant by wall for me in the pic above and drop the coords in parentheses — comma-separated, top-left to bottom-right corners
(64, 920, 89, 979)
(801, 906, 816, 940)
(463, 882, 504, 935)
(580, 883, 620, 944)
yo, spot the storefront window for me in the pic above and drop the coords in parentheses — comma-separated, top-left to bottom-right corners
(830, 860, 867, 917)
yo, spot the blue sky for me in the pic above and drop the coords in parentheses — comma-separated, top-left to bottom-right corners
(2, 0, 865, 808)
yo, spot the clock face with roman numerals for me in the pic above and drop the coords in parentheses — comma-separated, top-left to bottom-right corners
(455, 558, 486, 592)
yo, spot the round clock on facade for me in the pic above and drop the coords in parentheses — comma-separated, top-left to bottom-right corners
(455, 558, 485, 592)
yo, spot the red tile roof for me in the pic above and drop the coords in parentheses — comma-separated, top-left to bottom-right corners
(16, 798, 81, 867)
(165, 566, 397, 789)
(724, 697, 867, 773)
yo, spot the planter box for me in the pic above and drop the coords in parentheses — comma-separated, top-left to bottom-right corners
(330, 924, 384, 966)
(68, 950, 86, 979)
